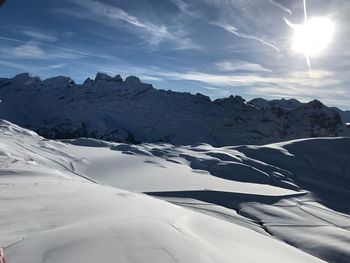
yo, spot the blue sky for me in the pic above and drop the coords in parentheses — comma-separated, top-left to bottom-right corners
(0, 0, 349, 109)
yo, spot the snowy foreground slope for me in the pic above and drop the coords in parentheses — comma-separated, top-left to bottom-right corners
(0, 73, 349, 146)
(1, 120, 349, 262)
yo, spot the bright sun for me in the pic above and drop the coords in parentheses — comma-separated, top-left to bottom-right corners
(292, 17, 335, 57)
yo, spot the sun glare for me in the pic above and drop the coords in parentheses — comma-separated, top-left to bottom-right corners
(292, 17, 335, 57)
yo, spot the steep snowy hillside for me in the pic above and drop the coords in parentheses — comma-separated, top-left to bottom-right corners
(0, 73, 348, 146)
(0, 120, 327, 263)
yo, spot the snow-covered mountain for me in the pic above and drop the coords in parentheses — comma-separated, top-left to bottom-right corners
(0, 73, 349, 146)
(249, 97, 350, 124)
(1, 119, 349, 263)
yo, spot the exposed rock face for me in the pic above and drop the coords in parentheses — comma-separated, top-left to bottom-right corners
(0, 73, 348, 146)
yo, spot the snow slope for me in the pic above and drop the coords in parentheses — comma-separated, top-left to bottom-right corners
(0, 120, 327, 263)
(1, 120, 349, 262)
(0, 73, 348, 146)
(61, 136, 350, 263)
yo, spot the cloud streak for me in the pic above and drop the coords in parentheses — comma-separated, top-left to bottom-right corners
(56, 0, 198, 49)
(215, 60, 272, 72)
(172, 0, 281, 52)
(170, 0, 200, 18)
(159, 71, 336, 88)
(0, 40, 111, 61)
(212, 22, 280, 52)
(0, 60, 66, 72)
(0, 36, 24, 43)
(1, 42, 46, 59)
(268, 0, 292, 15)
(56, 0, 168, 46)
(20, 30, 57, 42)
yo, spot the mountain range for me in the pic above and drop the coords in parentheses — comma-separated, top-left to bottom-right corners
(0, 73, 349, 146)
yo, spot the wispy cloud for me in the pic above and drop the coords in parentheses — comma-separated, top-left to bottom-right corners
(1, 42, 46, 59)
(0, 36, 24, 43)
(55, 0, 167, 46)
(47, 63, 66, 69)
(0, 60, 65, 72)
(56, 0, 199, 49)
(171, 0, 280, 52)
(212, 21, 280, 52)
(154, 70, 306, 87)
(268, 0, 292, 15)
(0, 40, 110, 60)
(170, 0, 200, 18)
(20, 30, 57, 42)
(0, 60, 33, 71)
(215, 60, 272, 72)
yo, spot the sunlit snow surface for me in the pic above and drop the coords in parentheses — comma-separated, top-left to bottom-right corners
(1, 120, 349, 263)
